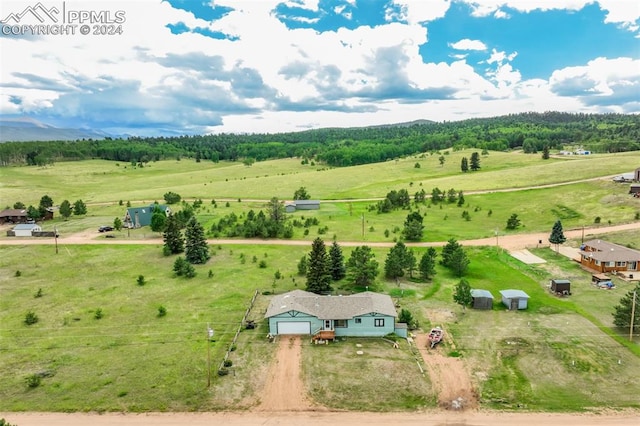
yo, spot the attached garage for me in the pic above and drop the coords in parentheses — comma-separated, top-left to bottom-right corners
(276, 321, 311, 335)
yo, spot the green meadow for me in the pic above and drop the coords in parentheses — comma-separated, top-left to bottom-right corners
(1, 150, 640, 412)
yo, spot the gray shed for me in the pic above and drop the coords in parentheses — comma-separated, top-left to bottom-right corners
(294, 200, 320, 210)
(471, 289, 494, 310)
(499, 289, 530, 310)
(12, 223, 41, 237)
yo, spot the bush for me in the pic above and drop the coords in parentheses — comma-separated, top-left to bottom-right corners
(34, 288, 43, 298)
(0, 418, 17, 426)
(157, 306, 167, 317)
(218, 368, 229, 376)
(24, 311, 39, 325)
(136, 275, 146, 286)
(223, 359, 233, 367)
(259, 260, 267, 268)
(14, 270, 21, 277)
(594, 216, 601, 223)
(25, 374, 41, 388)
(94, 308, 104, 320)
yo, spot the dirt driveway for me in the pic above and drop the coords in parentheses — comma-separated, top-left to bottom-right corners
(256, 335, 319, 411)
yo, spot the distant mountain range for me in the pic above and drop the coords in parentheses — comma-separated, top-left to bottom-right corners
(0, 117, 111, 142)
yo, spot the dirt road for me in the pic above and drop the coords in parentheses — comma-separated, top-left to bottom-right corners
(2, 222, 639, 251)
(2, 410, 638, 426)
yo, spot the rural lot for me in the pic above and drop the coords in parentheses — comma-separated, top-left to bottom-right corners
(1, 150, 639, 425)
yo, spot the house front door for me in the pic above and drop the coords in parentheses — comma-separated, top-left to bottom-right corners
(629, 261, 638, 271)
(324, 320, 332, 330)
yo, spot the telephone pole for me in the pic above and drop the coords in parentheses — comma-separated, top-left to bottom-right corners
(630, 290, 637, 342)
(207, 324, 214, 387)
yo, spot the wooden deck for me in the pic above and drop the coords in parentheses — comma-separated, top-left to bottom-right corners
(312, 330, 335, 341)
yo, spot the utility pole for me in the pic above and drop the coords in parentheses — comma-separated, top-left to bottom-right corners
(630, 290, 637, 342)
(581, 225, 584, 245)
(361, 214, 364, 239)
(207, 324, 214, 387)
(54, 226, 58, 254)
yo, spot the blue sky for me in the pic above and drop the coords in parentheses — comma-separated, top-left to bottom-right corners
(1, 0, 638, 136)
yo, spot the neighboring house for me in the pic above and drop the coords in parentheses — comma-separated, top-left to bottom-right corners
(470, 289, 494, 310)
(265, 290, 399, 339)
(499, 289, 529, 310)
(580, 239, 640, 274)
(11, 223, 42, 237)
(629, 184, 640, 196)
(0, 208, 28, 224)
(293, 200, 320, 210)
(123, 204, 171, 228)
(613, 173, 635, 183)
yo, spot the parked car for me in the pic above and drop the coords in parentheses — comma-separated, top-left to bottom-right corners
(98, 226, 114, 232)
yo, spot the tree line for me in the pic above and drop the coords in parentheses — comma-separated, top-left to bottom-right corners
(0, 112, 638, 167)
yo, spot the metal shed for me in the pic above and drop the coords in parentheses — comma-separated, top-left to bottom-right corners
(550, 279, 571, 295)
(12, 223, 41, 237)
(470, 289, 494, 310)
(499, 289, 530, 310)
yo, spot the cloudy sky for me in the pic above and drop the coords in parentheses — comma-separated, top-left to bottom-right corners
(1, 0, 638, 136)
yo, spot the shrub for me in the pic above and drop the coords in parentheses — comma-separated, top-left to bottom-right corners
(594, 216, 601, 223)
(218, 368, 229, 376)
(157, 306, 167, 317)
(15, 270, 21, 277)
(223, 359, 233, 367)
(259, 260, 267, 268)
(229, 344, 237, 351)
(94, 308, 104, 320)
(0, 418, 17, 426)
(34, 288, 43, 298)
(25, 374, 41, 388)
(24, 311, 39, 325)
(136, 275, 146, 286)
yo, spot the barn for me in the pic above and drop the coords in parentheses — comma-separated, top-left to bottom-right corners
(499, 289, 530, 310)
(550, 279, 571, 295)
(470, 289, 494, 310)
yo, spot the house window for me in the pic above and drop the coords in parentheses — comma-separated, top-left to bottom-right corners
(334, 319, 347, 328)
(616, 261, 626, 267)
(595, 260, 601, 266)
(355, 318, 362, 324)
(374, 318, 385, 327)
(606, 261, 615, 267)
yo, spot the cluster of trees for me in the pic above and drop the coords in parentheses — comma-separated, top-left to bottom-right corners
(430, 187, 465, 206)
(460, 152, 481, 172)
(7, 195, 87, 221)
(303, 237, 466, 295)
(211, 198, 293, 239)
(163, 215, 210, 277)
(2, 113, 638, 167)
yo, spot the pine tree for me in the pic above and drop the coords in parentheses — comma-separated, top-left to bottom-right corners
(460, 157, 468, 172)
(453, 278, 472, 311)
(449, 247, 470, 277)
(329, 241, 346, 281)
(441, 238, 461, 267)
(306, 237, 332, 294)
(549, 220, 567, 252)
(403, 211, 424, 241)
(419, 247, 437, 281)
(542, 146, 550, 160)
(185, 217, 209, 264)
(385, 242, 407, 281)
(163, 213, 184, 255)
(346, 245, 379, 289)
(59, 200, 72, 220)
(506, 213, 521, 230)
(73, 199, 87, 215)
(470, 152, 481, 171)
(612, 284, 640, 330)
(457, 191, 465, 207)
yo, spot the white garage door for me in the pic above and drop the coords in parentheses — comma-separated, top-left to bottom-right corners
(277, 321, 311, 335)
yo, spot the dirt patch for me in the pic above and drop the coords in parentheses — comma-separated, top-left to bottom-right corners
(256, 336, 319, 411)
(415, 332, 478, 410)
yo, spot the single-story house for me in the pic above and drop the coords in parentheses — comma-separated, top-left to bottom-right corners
(11, 223, 42, 237)
(124, 204, 171, 228)
(470, 289, 493, 310)
(550, 279, 571, 295)
(499, 289, 530, 310)
(294, 200, 320, 210)
(265, 289, 399, 339)
(629, 184, 640, 195)
(580, 239, 639, 274)
(0, 208, 28, 224)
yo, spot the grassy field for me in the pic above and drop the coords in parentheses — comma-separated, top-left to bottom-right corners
(1, 152, 640, 412)
(1, 150, 639, 206)
(1, 240, 639, 411)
